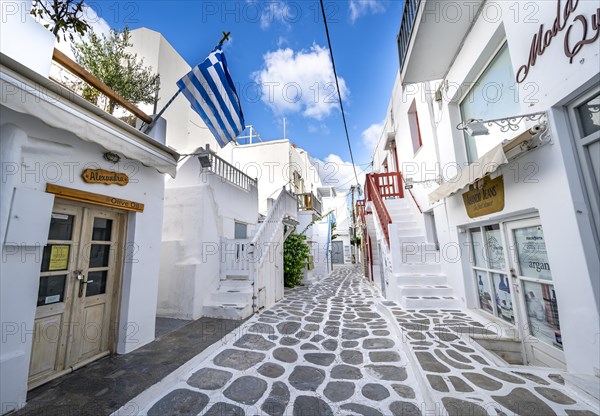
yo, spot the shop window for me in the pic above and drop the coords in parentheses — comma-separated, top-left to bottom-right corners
(408, 100, 423, 154)
(460, 43, 520, 162)
(469, 225, 513, 324)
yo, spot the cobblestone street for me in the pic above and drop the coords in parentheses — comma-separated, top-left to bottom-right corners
(118, 266, 597, 416)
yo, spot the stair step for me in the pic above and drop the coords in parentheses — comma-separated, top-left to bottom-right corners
(203, 302, 253, 320)
(398, 285, 454, 297)
(401, 296, 462, 309)
(395, 262, 441, 274)
(394, 274, 448, 285)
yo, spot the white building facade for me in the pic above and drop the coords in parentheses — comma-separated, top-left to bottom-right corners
(0, 14, 179, 413)
(364, 0, 599, 378)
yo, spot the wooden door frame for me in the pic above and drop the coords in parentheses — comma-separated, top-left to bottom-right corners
(28, 198, 128, 390)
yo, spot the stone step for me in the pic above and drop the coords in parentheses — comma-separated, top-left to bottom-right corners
(394, 274, 448, 285)
(396, 227, 423, 236)
(391, 214, 414, 222)
(395, 262, 441, 274)
(400, 295, 462, 309)
(396, 235, 427, 245)
(397, 285, 454, 297)
(202, 302, 253, 320)
(222, 270, 250, 278)
(211, 290, 252, 304)
(220, 278, 253, 288)
(393, 220, 419, 228)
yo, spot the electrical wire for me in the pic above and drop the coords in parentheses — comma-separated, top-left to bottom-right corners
(319, 0, 359, 187)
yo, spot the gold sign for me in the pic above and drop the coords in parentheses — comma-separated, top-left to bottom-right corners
(46, 184, 144, 213)
(48, 245, 69, 271)
(462, 175, 505, 219)
(82, 169, 129, 186)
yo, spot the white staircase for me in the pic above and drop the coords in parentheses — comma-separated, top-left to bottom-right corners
(384, 199, 461, 309)
(203, 188, 298, 320)
(203, 239, 254, 320)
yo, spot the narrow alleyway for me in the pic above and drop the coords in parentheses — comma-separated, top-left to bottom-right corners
(116, 266, 597, 416)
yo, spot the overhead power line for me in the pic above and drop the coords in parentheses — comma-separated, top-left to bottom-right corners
(319, 0, 360, 187)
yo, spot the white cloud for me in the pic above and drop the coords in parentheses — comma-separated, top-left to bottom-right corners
(362, 121, 384, 154)
(246, 0, 291, 30)
(311, 154, 366, 192)
(254, 45, 349, 120)
(349, 0, 385, 23)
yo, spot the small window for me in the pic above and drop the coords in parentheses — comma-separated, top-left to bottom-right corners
(408, 100, 423, 154)
(234, 222, 247, 239)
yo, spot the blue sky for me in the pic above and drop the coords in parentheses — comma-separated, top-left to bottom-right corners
(91, 0, 403, 186)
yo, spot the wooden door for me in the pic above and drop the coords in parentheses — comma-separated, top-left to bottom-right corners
(29, 201, 125, 389)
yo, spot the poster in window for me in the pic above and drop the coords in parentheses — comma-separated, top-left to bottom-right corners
(513, 226, 552, 281)
(48, 245, 70, 271)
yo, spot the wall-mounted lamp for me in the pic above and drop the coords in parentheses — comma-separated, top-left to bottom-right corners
(103, 152, 121, 163)
(197, 144, 214, 168)
(456, 119, 489, 136)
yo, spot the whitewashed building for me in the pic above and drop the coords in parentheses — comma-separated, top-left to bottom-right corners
(0, 14, 179, 413)
(363, 0, 599, 379)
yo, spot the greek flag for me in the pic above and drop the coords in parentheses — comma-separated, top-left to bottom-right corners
(177, 46, 245, 147)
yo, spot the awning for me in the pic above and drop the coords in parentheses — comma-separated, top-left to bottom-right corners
(1, 57, 179, 177)
(429, 144, 508, 204)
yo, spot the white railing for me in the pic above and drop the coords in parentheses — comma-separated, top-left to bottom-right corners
(207, 153, 257, 191)
(220, 238, 251, 278)
(248, 187, 297, 312)
(368, 201, 394, 292)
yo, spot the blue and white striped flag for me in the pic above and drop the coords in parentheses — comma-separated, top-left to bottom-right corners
(177, 46, 245, 147)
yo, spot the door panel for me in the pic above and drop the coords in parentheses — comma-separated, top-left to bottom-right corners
(505, 218, 566, 369)
(29, 201, 125, 389)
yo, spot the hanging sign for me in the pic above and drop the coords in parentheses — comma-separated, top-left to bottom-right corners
(48, 245, 70, 271)
(462, 175, 505, 218)
(82, 169, 129, 186)
(46, 184, 144, 213)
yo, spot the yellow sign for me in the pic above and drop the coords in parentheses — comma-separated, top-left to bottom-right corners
(82, 169, 129, 186)
(462, 175, 505, 218)
(48, 245, 69, 271)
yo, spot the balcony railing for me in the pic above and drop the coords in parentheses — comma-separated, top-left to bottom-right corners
(297, 192, 322, 216)
(397, 0, 421, 74)
(366, 172, 404, 200)
(206, 153, 257, 191)
(365, 174, 393, 246)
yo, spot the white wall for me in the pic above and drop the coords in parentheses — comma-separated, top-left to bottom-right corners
(129, 28, 217, 154)
(0, 108, 167, 411)
(158, 156, 258, 319)
(370, 0, 600, 376)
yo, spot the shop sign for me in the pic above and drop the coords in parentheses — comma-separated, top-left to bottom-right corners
(516, 0, 600, 83)
(48, 245, 69, 271)
(82, 169, 129, 186)
(46, 184, 144, 213)
(462, 175, 505, 218)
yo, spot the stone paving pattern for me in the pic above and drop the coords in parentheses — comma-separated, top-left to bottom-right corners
(134, 267, 598, 416)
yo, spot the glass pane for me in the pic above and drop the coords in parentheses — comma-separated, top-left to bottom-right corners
(41, 245, 70, 272)
(576, 92, 600, 137)
(470, 229, 486, 267)
(86, 271, 107, 297)
(523, 281, 562, 349)
(234, 222, 247, 239)
(475, 270, 493, 314)
(48, 213, 74, 241)
(492, 273, 514, 324)
(92, 218, 113, 241)
(484, 224, 506, 270)
(459, 44, 520, 161)
(37, 275, 66, 306)
(89, 244, 110, 268)
(513, 226, 552, 281)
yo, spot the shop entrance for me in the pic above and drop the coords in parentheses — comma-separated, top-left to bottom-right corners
(469, 217, 566, 369)
(505, 218, 566, 369)
(28, 200, 125, 389)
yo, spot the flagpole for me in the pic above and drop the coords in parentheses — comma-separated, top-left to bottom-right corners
(141, 31, 231, 134)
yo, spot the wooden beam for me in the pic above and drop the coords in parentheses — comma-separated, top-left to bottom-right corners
(47, 184, 144, 213)
(52, 48, 153, 124)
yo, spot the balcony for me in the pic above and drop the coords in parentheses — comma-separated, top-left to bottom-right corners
(397, 0, 484, 85)
(297, 192, 323, 217)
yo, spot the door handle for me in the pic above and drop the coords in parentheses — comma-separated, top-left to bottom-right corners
(77, 273, 92, 297)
